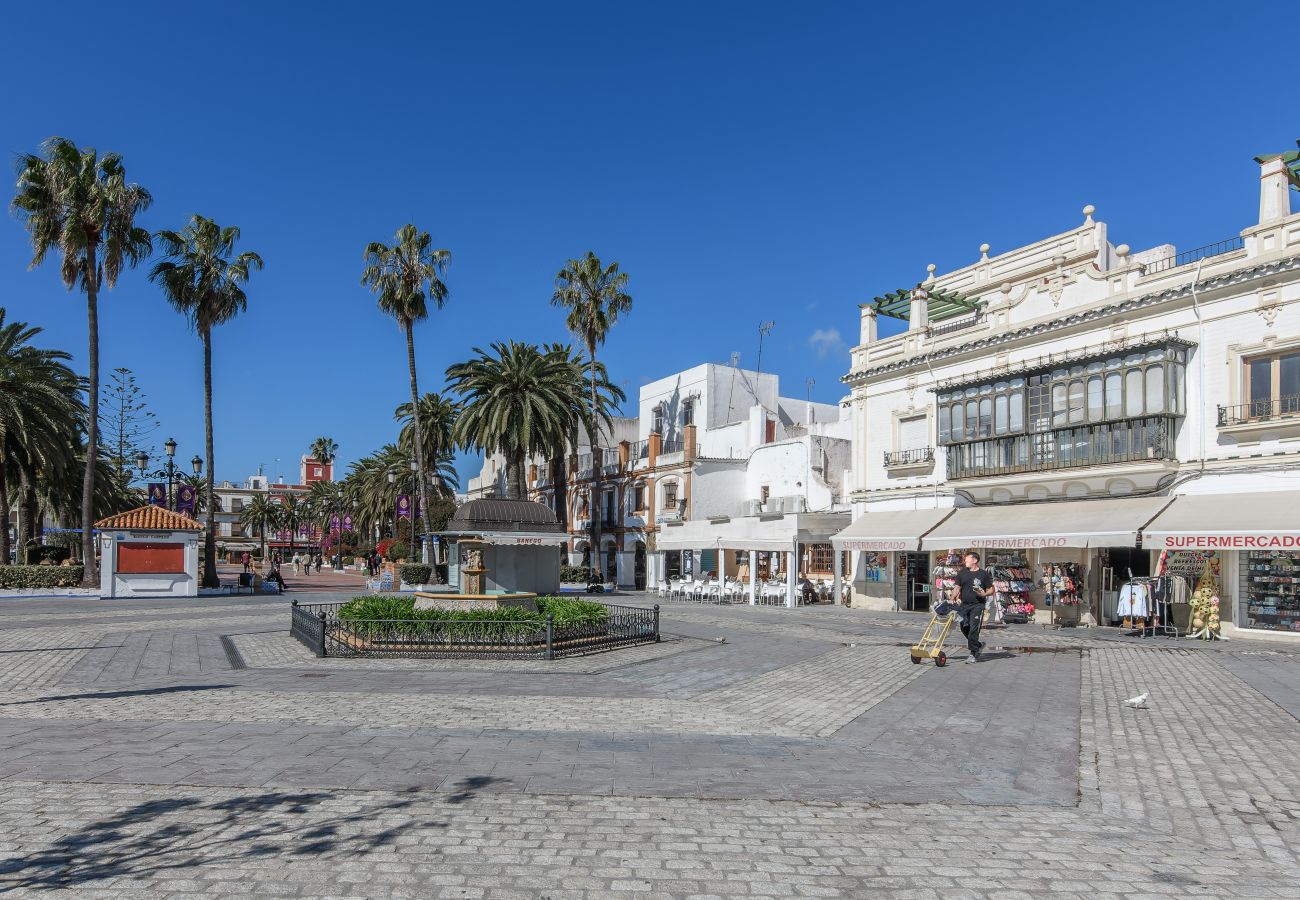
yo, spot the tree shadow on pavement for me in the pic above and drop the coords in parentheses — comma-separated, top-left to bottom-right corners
(0, 684, 235, 706)
(0, 777, 503, 891)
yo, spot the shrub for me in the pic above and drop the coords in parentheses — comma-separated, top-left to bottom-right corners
(560, 565, 592, 583)
(400, 563, 432, 585)
(22, 545, 70, 565)
(0, 565, 87, 589)
(384, 541, 411, 561)
(334, 594, 609, 640)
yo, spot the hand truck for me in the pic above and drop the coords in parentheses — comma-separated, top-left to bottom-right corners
(910, 607, 956, 667)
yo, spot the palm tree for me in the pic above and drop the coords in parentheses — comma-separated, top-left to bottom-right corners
(394, 392, 458, 477)
(309, 436, 338, 477)
(276, 493, 304, 559)
(361, 224, 450, 563)
(150, 215, 264, 587)
(11, 137, 153, 583)
(240, 493, 278, 560)
(0, 309, 84, 564)
(550, 252, 632, 580)
(447, 342, 577, 500)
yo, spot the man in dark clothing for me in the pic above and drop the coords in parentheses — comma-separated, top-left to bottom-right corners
(953, 551, 994, 663)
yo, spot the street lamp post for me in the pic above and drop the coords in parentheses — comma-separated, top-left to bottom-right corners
(136, 439, 202, 510)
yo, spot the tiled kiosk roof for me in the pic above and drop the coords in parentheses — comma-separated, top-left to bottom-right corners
(95, 505, 203, 532)
(447, 499, 564, 534)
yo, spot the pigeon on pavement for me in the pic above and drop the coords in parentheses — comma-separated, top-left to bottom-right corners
(1123, 692, 1150, 709)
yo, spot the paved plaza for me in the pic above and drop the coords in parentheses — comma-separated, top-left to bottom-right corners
(0, 572, 1296, 897)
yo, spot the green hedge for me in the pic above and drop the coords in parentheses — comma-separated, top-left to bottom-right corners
(0, 565, 87, 589)
(399, 563, 432, 585)
(337, 594, 608, 639)
(560, 565, 592, 583)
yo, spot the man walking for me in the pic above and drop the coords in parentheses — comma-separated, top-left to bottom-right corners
(952, 551, 995, 663)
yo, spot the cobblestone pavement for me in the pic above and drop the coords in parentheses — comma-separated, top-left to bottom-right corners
(0, 591, 1295, 897)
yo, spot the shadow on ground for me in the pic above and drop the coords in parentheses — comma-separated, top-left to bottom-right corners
(0, 684, 235, 707)
(0, 776, 504, 890)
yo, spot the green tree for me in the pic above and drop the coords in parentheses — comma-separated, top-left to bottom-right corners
(276, 493, 304, 559)
(447, 342, 578, 500)
(541, 343, 624, 530)
(361, 224, 450, 562)
(394, 392, 458, 478)
(0, 309, 84, 564)
(550, 252, 631, 579)
(100, 367, 159, 476)
(11, 137, 153, 583)
(309, 436, 338, 477)
(240, 493, 279, 560)
(149, 215, 264, 588)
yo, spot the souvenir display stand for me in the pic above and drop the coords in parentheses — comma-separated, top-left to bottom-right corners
(1041, 562, 1083, 626)
(988, 552, 1033, 624)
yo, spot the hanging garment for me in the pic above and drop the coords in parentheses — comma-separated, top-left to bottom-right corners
(1118, 582, 1149, 618)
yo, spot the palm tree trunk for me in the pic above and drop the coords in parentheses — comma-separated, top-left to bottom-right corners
(506, 450, 523, 500)
(81, 242, 100, 585)
(404, 322, 433, 563)
(16, 468, 32, 561)
(201, 329, 219, 588)
(0, 464, 10, 566)
(588, 340, 603, 582)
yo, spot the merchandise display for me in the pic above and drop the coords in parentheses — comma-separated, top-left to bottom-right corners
(1241, 550, 1300, 632)
(988, 552, 1033, 622)
(931, 553, 962, 606)
(1187, 559, 1223, 641)
(1040, 563, 1082, 606)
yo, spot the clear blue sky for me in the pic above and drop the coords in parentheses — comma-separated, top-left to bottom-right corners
(0, 1, 1292, 489)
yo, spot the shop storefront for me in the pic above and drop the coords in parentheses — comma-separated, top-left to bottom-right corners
(917, 496, 1173, 624)
(1143, 492, 1300, 637)
(831, 508, 956, 611)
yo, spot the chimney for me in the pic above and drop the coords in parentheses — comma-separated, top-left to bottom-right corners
(908, 286, 929, 333)
(683, 424, 698, 460)
(1258, 154, 1294, 225)
(618, 440, 630, 467)
(859, 306, 878, 345)
(648, 431, 661, 467)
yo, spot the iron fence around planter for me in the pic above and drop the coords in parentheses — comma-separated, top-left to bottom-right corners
(289, 599, 659, 660)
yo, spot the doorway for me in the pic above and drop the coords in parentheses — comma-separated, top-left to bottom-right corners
(897, 552, 931, 612)
(634, 541, 646, 590)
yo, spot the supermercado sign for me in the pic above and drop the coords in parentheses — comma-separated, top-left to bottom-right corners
(1152, 534, 1300, 549)
(838, 539, 909, 551)
(952, 537, 1071, 549)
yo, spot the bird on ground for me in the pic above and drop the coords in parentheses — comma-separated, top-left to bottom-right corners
(1123, 692, 1150, 709)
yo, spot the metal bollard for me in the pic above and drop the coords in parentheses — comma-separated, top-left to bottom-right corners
(653, 604, 660, 642)
(544, 614, 555, 660)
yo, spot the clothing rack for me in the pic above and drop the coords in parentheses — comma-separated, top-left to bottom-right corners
(1120, 573, 1187, 638)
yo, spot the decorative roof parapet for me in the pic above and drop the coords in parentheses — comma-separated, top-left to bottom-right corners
(842, 253, 1300, 386)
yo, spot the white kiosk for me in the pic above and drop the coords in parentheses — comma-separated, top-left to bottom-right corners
(97, 506, 203, 598)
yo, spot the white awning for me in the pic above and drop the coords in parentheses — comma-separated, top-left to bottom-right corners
(920, 496, 1173, 550)
(1142, 491, 1300, 550)
(831, 508, 956, 552)
(442, 530, 569, 546)
(656, 513, 850, 553)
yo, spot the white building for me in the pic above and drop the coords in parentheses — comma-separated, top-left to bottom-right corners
(836, 149, 1300, 641)
(463, 362, 854, 599)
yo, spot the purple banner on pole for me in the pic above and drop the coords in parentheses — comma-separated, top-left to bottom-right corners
(147, 484, 166, 506)
(342, 514, 354, 531)
(176, 484, 197, 516)
(397, 495, 412, 520)
(299, 523, 312, 537)
(329, 514, 341, 531)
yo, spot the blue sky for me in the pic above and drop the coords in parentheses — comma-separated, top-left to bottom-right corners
(0, 1, 1292, 489)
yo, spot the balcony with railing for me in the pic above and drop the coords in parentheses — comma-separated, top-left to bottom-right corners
(1218, 393, 1300, 431)
(946, 415, 1176, 480)
(883, 447, 935, 470)
(1138, 236, 1245, 277)
(925, 311, 983, 339)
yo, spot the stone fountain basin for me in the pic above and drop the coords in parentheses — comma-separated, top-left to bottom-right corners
(413, 592, 539, 613)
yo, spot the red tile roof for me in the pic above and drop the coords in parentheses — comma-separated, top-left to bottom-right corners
(95, 505, 203, 532)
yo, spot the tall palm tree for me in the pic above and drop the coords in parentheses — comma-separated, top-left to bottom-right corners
(276, 493, 304, 559)
(361, 224, 450, 563)
(0, 309, 84, 564)
(150, 215, 264, 588)
(550, 253, 632, 578)
(447, 342, 577, 500)
(240, 493, 278, 560)
(309, 436, 338, 478)
(11, 137, 153, 583)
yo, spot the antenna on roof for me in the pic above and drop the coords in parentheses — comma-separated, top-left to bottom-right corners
(756, 321, 775, 376)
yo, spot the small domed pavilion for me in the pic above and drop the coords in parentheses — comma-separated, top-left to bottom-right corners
(439, 498, 566, 596)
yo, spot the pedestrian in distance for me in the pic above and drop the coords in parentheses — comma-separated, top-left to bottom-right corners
(292, 552, 302, 575)
(241, 551, 252, 573)
(314, 552, 322, 574)
(950, 551, 995, 664)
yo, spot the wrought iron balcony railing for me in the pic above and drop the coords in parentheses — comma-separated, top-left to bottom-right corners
(884, 447, 935, 468)
(1138, 236, 1244, 276)
(1218, 394, 1300, 427)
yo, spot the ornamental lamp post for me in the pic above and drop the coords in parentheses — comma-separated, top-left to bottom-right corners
(136, 437, 190, 509)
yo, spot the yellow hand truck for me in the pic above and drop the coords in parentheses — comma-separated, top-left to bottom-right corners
(910, 606, 957, 667)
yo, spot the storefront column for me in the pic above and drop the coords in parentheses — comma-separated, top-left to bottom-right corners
(786, 541, 798, 608)
(832, 550, 842, 607)
(748, 549, 757, 606)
